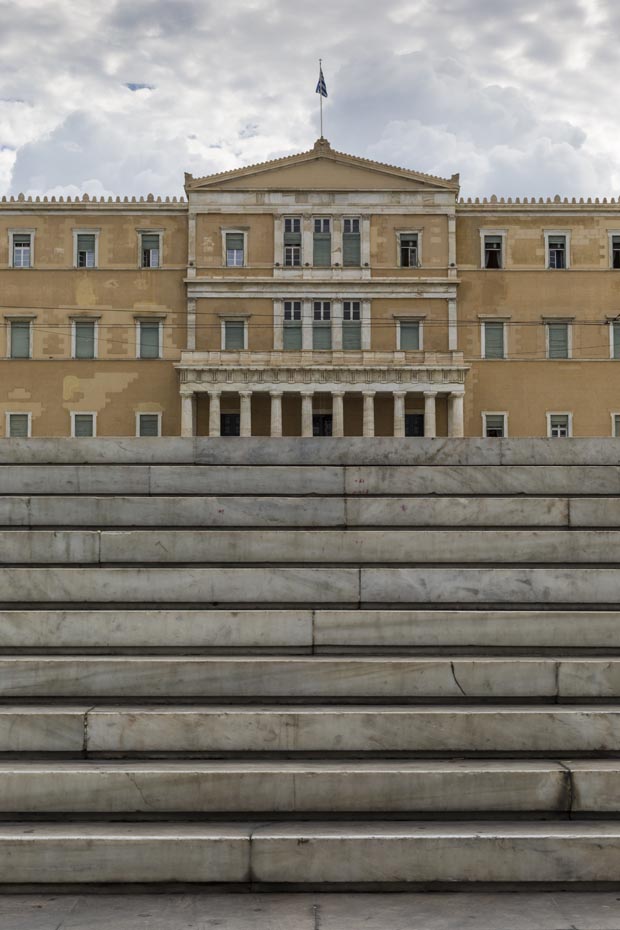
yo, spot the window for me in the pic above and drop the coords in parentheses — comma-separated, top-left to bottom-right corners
(483, 321, 505, 359)
(612, 322, 620, 359)
(546, 321, 570, 359)
(221, 413, 240, 436)
(138, 321, 161, 359)
(283, 300, 302, 350)
(284, 217, 301, 266)
(76, 233, 96, 268)
(343, 217, 361, 266)
(547, 234, 567, 269)
(483, 413, 506, 438)
(342, 300, 361, 350)
(71, 413, 96, 437)
(484, 235, 503, 269)
(613, 414, 620, 438)
(313, 218, 331, 267)
(224, 320, 246, 350)
(137, 413, 161, 437)
(612, 236, 620, 270)
(12, 233, 32, 268)
(313, 300, 331, 349)
(141, 233, 160, 268)
(548, 413, 571, 438)
(6, 413, 30, 438)
(73, 321, 96, 359)
(9, 320, 31, 358)
(399, 320, 420, 351)
(399, 233, 419, 268)
(225, 232, 244, 267)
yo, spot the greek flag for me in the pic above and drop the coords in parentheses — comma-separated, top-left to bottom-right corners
(315, 66, 327, 98)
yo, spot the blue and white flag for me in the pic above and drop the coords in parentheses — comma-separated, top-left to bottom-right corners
(316, 66, 327, 98)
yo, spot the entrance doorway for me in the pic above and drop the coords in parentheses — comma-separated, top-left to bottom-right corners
(405, 414, 424, 437)
(313, 414, 333, 437)
(221, 413, 240, 437)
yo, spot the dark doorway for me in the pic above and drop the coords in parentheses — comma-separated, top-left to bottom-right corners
(221, 413, 240, 437)
(405, 414, 424, 437)
(313, 414, 333, 437)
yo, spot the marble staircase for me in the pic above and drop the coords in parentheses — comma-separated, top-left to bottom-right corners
(1, 437, 620, 888)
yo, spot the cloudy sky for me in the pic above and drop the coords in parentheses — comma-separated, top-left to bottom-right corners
(1, 0, 619, 199)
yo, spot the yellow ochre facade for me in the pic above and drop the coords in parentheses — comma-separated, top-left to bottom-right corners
(2, 137, 620, 439)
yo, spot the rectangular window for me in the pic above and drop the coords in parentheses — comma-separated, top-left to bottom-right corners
(137, 413, 161, 437)
(12, 233, 31, 268)
(484, 414, 506, 438)
(283, 300, 302, 350)
(547, 235, 567, 269)
(139, 321, 161, 359)
(343, 216, 361, 266)
(73, 321, 96, 359)
(10, 321, 31, 358)
(141, 233, 160, 268)
(483, 321, 505, 359)
(400, 234, 419, 268)
(283, 216, 302, 266)
(484, 235, 503, 269)
(612, 236, 620, 270)
(547, 322, 569, 359)
(224, 320, 245, 350)
(342, 300, 361, 350)
(225, 232, 244, 267)
(399, 321, 420, 350)
(72, 413, 95, 437)
(77, 234, 96, 268)
(613, 322, 620, 359)
(284, 245, 301, 266)
(313, 300, 331, 349)
(7, 413, 30, 438)
(548, 414, 570, 438)
(613, 414, 620, 438)
(313, 217, 331, 267)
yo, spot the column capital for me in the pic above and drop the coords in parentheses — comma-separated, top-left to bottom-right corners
(300, 389, 314, 398)
(238, 390, 253, 398)
(423, 390, 438, 397)
(207, 388, 221, 397)
(393, 390, 407, 398)
(331, 389, 346, 397)
(361, 389, 376, 397)
(269, 389, 284, 397)
(180, 386, 196, 397)
(450, 390, 466, 398)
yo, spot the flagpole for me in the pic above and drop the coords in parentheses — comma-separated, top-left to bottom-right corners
(319, 58, 323, 137)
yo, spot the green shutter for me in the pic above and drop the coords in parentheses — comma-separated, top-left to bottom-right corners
(8, 414, 29, 438)
(141, 234, 159, 251)
(613, 324, 620, 359)
(10, 322, 30, 358)
(283, 323, 302, 350)
(140, 322, 160, 358)
(548, 323, 568, 358)
(75, 322, 95, 359)
(74, 414, 94, 437)
(400, 322, 420, 350)
(313, 323, 332, 350)
(342, 321, 361, 350)
(484, 322, 504, 359)
(224, 321, 245, 350)
(313, 234, 331, 266)
(226, 233, 244, 251)
(284, 231, 301, 245)
(77, 234, 95, 252)
(343, 233, 361, 266)
(139, 414, 159, 437)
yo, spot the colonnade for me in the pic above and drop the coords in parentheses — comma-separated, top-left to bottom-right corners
(180, 389, 465, 438)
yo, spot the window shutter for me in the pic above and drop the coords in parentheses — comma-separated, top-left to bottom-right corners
(10, 322, 30, 358)
(548, 323, 569, 358)
(284, 230, 301, 245)
(77, 234, 95, 252)
(613, 323, 620, 359)
(140, 322, 160, 358)
(484, 322, 504, 358)
(283, 324, 302, 350)
(75, 322, 95, 359)
(343, 233, 361, 266)
(313, 234, 331, 266)
(141, 234, 159, 251)
(8, 414, 29, 438)
(139, 414, 159, 437)
(74, 414, 94, 437)
(400, 322, 420, 350)
(313, 323, 332, 350)
(342, 321, 361, 350)
(224, 321, 245, 350)
(226, 233, 244, 251)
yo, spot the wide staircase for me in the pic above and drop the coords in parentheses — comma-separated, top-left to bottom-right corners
(1, 436, 620, 888)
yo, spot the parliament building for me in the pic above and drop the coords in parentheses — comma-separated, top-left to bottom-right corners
(1, 137, 620, 439)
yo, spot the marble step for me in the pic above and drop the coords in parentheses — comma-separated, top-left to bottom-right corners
(0, 820, 620, 884)
(5, 704, 620, 754)
(0, 759, 584, 813)
(2, 655, 619, 699)
(2, 464, 620, 497)
(3, 528, 620, 565)
(5, 566, 620, 604)
(4, 609, 620, 650)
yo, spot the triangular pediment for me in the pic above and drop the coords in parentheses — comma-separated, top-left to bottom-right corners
(185, 139, 459, 194)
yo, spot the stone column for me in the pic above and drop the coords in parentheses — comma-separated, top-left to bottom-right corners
(362, 391, 376, 438)
(424, 391, 437, 438)
(448, 391, 465, 438)
(208, 391, 221, 438)
(239, 390, 252, 438)
(186, 298, 197, 351)
(180, 391, 196, 438)
(393, 391, 406, 438)
(300, 391, 314, 437)
(270, 390, 283, 437)
(332, 391, 345, 437)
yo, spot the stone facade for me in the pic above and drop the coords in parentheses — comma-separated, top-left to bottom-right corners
(2, 138, 620, 438)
